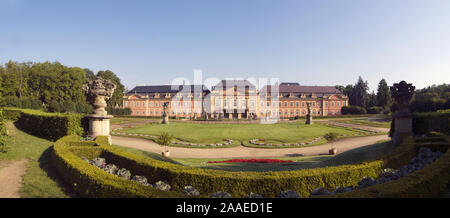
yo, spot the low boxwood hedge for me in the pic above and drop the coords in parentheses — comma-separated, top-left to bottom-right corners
(1, 107, 86, 141)
(52, 135, 185, 198)
(54, 135, 394, 197)
(326, 138, 450, 198)
(53, 133, 449, 198)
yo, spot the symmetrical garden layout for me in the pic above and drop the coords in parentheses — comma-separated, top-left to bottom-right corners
(111, 121, 384, 148)
(1, 108, 449, 198)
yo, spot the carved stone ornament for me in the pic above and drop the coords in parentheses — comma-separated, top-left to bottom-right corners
(390, 81, 415, 114)
(83, 76, 117, 116)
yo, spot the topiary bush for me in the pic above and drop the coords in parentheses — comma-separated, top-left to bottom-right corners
(2, 108, 85, 141)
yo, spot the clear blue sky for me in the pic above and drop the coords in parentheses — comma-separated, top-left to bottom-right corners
(1, 0, 450, 91)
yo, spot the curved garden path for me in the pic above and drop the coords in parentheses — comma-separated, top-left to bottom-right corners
(112, 134, 389, 158)
(0, 159, 28, 198)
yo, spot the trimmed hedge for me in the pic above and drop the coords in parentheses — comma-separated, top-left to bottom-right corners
(0, 109, 8, 152)
(52, 135, 185, 198)
(53, 134, 450, 198)
(326, 136, 450, 198)
(2, 107, 86, 141)
(412, 111, 450, 135)
(341, 105, 367, 115)
(53, 135, 391, 197)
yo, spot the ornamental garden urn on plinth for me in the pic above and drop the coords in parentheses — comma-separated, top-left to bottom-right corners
(390, 81, 415, 145)
(83, 76, 116, 144)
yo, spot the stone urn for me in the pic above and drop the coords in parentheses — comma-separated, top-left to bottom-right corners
(83, 76, 116, 144)
(329, 147, 337, 155)
(162, 151, 170, 157)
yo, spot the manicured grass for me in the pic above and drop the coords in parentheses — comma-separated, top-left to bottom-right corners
(0, 122, 72, 198)
(118, 122, 366, 145)
(334, 118, 391, 128)
(172, 156, 332, 172)
(314, 139, 395, 168)
(110, 139, 395, 172)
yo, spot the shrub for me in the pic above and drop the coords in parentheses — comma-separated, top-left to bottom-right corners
(106, 107, 132, 116)
(341, 105, 367, 115)
(367, 106, 384, 114)
(412, 111, 450, 135)
(2, 108, 85, 141)
(52, 136, 184, 198)
(0, 109, 8, 153)
(326, 138, 450, 198)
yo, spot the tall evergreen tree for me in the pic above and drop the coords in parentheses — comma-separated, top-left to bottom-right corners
(349, 76, 369, 108)
(368, 91, 377, 107)
(376, 78, 392, 109)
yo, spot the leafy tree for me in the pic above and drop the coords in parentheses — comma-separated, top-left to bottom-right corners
(376, 79, 392, 109)
(348, 76, 369, 108)
(97, 70, 125, 107)
(84, 68, 96, 81)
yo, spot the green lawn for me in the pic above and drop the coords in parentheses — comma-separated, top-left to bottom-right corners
(0, 122, 72, 198)
(118, 122, 367, 145)
(334, 118, 391, 128)
(111, 139, 395, 172)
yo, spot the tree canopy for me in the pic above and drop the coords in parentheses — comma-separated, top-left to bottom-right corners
(0, 61, 126, 114)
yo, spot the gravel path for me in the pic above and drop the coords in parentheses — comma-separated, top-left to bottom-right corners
(112, 134, 389, 158)
(0, 159, 28, 198)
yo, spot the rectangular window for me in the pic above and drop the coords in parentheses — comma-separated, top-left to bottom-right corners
(142, 102, 146, 107)
(124, 101, 128, 107)
(136, 102, 140, 107)
(155, 102, 159, 107)
(290, 102, 294, 107)
(296, 102, 299, 107)
(302, 102, 305, 107)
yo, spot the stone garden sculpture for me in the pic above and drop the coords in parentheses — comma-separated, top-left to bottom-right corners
(162, 102, 169, 124)
(390, 81, 415, 145)
(83, 76, 116, 144)
(305, 102, 313, 125)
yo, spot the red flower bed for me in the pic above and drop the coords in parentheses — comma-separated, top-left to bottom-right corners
(207, 159, 294, 164)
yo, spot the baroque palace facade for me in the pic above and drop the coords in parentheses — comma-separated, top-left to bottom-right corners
(123, 80, 348, 119)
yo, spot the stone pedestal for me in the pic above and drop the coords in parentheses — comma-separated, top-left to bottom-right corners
(162, 115, 169, 124)
(392, 113, 413, 145)
(305, 114, 313, 125)
(86, 114, 113, 144)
